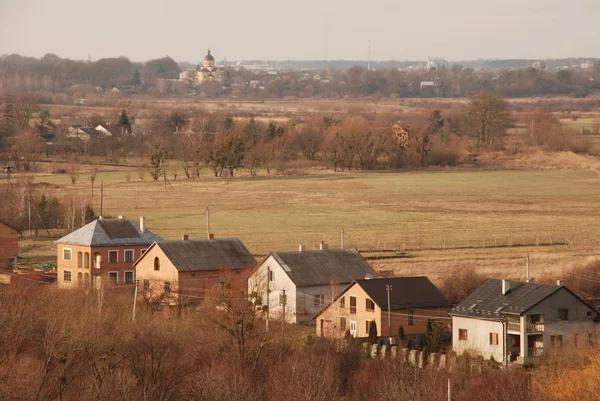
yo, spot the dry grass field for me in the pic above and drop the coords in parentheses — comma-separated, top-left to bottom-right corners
(15, 166, 600, 284)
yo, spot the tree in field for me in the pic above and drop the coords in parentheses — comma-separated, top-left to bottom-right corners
(368, 321, 378, 344)
(165, 111, 188, 133)
(118, 109, 133, 134)
(463, 93, 509, 149)
(36, 109, 55, 133)
(132, 68, 141, 85)
(425, 319, 448, 353)
(149, 144, 166, 180)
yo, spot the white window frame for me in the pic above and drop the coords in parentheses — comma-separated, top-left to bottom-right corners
(108, 250, 118, 264)
(108, 271, 118, 285)
(124, 249, 135, 263)
(124, 270, 135, 284)
(63, 248, 73, 261)
(63, 269, 72, 282)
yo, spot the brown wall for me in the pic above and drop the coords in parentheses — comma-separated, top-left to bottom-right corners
(0, 223, 19, 268)
(57, 243, 150, 289)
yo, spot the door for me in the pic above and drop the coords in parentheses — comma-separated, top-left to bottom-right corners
(321, 319, 333, 338)
(350, 321, 357, 338)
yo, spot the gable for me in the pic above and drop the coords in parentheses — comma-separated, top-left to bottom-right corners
(526, 287, 598, 320)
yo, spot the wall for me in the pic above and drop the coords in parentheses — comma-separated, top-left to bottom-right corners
(452, 316, 505, 363)
(135, 244, 179, 302)
(0, 223, 18, 268)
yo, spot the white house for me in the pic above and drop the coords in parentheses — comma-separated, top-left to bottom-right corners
(248, 244, 377, 324)
(450, 279, 598, 365)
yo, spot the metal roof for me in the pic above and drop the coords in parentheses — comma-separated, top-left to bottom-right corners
(271, 248, 376, 287)
(56, 218, 162, 246)
(152, 238, 256, 272)
(356, 276, 451, 310)
(450, 278, 563, 320)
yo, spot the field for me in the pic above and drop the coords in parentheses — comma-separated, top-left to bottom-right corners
(16, 166, 600, 285)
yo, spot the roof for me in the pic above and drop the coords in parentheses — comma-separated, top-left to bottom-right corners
(0, 220, 21, 234)
(270, 248, 376, 287)
(142, 238, 256, 272)
(203, 50, 215, 61)
(356, 276, 451, 310)
(450, 279, 567, 320)
(56, 218, 162, 246)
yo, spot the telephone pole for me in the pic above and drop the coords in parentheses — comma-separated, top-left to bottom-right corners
(100, 181, 104, 216)
(386, 285, 393, 338)
(205, 207, 211, 238)
(266, 266, 271, 331)
(340, 227, 345, 248)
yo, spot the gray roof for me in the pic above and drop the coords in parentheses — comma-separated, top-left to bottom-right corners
(56, 218, 162, 246)
(148, 238, 256, 272)
(271, 248, 376, 287)
(356, 277, 451, 310)
(450, 279, 564, 320)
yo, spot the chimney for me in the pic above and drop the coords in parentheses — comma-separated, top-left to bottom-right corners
(98, 216, 103, 220)
(365, 274, 374, 280)
(319, 241, 329, 251)
(140, 216, 146, 232)
(208, 233, 215, 239)
(182, 234, 189, 241)
(299, 244, 305, 252)
(557, 279, 564, 286)
(118, 215, 124, 219)
(526, 277, 535, 284)
(502, 279, 511, 295)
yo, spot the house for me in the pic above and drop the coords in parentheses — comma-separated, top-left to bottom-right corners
(134, 236, 256, 305)
(248, 244, 377, 324)
(55, 216, 162, 289)
(315, 277, 450, 342)
(450, 279, 599, 365)
(0, 220, 20, 268)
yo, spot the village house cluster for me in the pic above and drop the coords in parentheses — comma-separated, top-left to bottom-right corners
(4, 216, 597, 366)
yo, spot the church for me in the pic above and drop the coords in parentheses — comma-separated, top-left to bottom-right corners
(196, 50, 224, 82)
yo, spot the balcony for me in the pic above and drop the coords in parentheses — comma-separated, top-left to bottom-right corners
(507, 321, 544, 334)
(507, 322, 521, 333)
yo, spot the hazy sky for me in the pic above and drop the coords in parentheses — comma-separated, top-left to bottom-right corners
(1, 0, 598, 62)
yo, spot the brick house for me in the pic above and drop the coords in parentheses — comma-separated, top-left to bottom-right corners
(0, 220, 20, 268)
(248, 244, 377, 324)
(315, 276, 451, 343)
(55, 216, 162, 289)
(134, 237, 256, 305)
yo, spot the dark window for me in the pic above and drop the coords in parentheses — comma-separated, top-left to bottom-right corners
(154, 257, 160, 271)
(340, 317, 347, 331)
(587, 311, 593, 318)
(489, 333, 499, 345)
(84, 252, 90, 268)
(109, 251, 118, 264)
(408, 309, 414, 326)
(551, 335, 563, 348)
(143, 279, 150, 291)
(64, 270, 72, 282)
(459, 329, 468, 341)
(268, 270, 274, 282)
(124, 250, 134, 263)
(77, 272, 83, 287)
(350, 296, 357, 314)
(108, 272, 118, 285)
(340, 297, 345, 308)
(124, 271, 134, 283)
(366, 299, 375, 311)
(366, 320, 372, 334)
(164, 281, 171, 293)
(314, 294, 324, 307)
(77, 251, 83, 268)
(557, 309, 568, 321)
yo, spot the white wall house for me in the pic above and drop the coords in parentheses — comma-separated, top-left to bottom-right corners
(450, 279, 598, 365)
(248, 245, 376, 324)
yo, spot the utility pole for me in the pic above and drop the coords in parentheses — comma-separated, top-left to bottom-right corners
(281, 289, 287, 334)
(132, 280, 138, 324)
(205, 207, 211, 238)
(368, 39, 371, 70)
(340, 227, 345, 249)
(386, 285, 393, 338)
(526, 254, 530, 282)
(266, 266, 271, 331)
(448, 378, 451, 401)
(100, 181, 104, 216)
(28, 194, 31, 238)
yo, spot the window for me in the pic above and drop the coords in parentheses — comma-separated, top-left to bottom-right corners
(340, 317, 347, 331)
(77, 251, 83, 268)
(84, 252, 90, 268)
(109, 250, 118, 264)
(530, 314, 542, 323)
(143, 279, 150, 291)
(557, 309, 568, 321)
(489, 333, 499, 346)
(124, 250, 135, 263)
(94, 253, 101, 269)
(340, 297, 345, 308)
(77, 272, 83, 287)
(141, 248, 148, 256)
(350, 296, 357, 314)
(63, 270, 72, 282)
(268, 269, 274, 282)
(63, 248, 72, 261)
(366, 320, 375, 334)
(164, 281, 171, 293)
(313, 294, 325, 307)
(366, 299, 375, 311)
(408, 309, 414, 326)
(84, 273, 89, 288)
(587, 311, 593, 318)
(551, 335, 563, 348)
(108, 272, 118, 285)
(124, 271, 134, 284)
(154, 257, 160, 271)
(459, 329, 468, 341)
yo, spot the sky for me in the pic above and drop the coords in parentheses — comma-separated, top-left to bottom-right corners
(1, 0, 598, 63)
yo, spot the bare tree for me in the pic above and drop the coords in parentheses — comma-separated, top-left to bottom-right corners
(463, 93, 510, 149)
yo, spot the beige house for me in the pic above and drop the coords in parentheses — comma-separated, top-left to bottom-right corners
(196, 50, 224, 83)
(450, 279, 599, 365)
(55, 216, 162, 289)
(248, 244, 377, 324)
(134, 237, 256, 305)
(315, 277, 451, 342)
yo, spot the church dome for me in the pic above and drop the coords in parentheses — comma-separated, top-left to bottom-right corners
(203, 50, 215, 62)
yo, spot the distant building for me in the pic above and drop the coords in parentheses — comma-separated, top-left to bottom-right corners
(427, 57, 448, 70)
(0, 220, 20, 268)
(531, 60, 547, 71)
(196, 50, 224, 83)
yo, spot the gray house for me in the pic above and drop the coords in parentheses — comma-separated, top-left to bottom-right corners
(248, 244, 377, 324)
(450, 279, 598, 365)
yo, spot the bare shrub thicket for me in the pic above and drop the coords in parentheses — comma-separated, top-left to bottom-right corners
(439, 264, 486, 303)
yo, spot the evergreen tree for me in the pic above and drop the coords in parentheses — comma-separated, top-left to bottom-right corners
(368, 321, 378, 344)
(132, 69, 141, 86)
(118, 109, 132, 133)
(398, 324, 405, 346)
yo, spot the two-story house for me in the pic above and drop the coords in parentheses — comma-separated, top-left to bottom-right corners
(450, 278, 599, 365)
(134, 236, 256, 305)
(248, 244, 377, 324)
(315, 276, 451, 342)
(55, 216, 162, 289)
